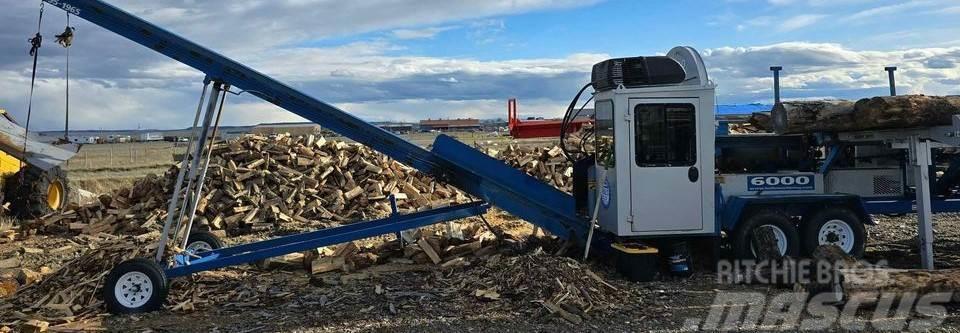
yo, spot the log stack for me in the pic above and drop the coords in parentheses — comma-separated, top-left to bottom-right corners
(771, 95, 960, 134)
(34, 134, 475, 236)
(31, 135, 580, 237)
(478, 144, 574, 193)
(1, 236, 154, 325)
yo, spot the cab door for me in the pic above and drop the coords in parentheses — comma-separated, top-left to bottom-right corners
(628, 99, 703, 232)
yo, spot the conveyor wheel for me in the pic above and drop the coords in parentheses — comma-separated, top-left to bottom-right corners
(185, 230, 224, 254)
(104, 258, 169, 314)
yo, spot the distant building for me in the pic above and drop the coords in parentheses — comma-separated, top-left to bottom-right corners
(374, 122, 415, 134)
(105, 134, 132, 143)
(140, 132, 163, 142)
(67, 135, 98, 144)
(482, 118, 508, 132)
(220, 128, 250, 140)
(419, 118, 481, 132)
(252, 122, 322, 136)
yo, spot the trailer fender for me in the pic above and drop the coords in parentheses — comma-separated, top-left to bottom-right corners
(720, 194, 874, 231)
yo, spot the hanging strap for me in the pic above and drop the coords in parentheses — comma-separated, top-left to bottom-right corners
(24, 1, 44, 136)
(18, 1, 45, 216)
(56, 13, 75, 141)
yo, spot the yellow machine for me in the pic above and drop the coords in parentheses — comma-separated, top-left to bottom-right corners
(0, 108, 72, 217)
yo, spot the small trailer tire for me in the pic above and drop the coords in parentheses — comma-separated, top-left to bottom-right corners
(733, 210, 800, 259)
(185, 230, 224, 254)
(802, 207, 865, 257)
(104, 258, 169, 314)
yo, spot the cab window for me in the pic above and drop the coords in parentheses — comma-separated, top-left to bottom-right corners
(634, 103, 696, 167)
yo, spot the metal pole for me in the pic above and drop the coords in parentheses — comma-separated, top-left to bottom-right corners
(64, 16, 70, 141)
(170, 82, 223, 246)
(912, 136, 934, 269)
(156, 81, 211, 262)
(179, 85, 229, 250)
(770, 66, 783, 104)
(389, 195, 403, 248)
(583, 168, 607, 260)
(885, 66, 897, 96)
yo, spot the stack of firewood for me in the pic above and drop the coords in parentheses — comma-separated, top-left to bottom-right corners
(1, 235, 154, 328)
(34, 174, 168, 236)
(174, 134, 469, 232)
(33, 134, 471, 236)
(33, 135, 582, 237)
(479, 144, 574, 193)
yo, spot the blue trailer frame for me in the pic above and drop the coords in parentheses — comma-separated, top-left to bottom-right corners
(168, 201, 489, 278)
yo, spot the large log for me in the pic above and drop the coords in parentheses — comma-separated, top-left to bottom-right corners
(811, 246, 960, 304)
(771, 95, 960, 134)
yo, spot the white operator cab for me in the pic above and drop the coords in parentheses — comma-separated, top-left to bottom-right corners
(594, 47, 717, 237)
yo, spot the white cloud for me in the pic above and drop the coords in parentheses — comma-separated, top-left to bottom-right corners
(703, 42, 960, 104)
(243, 42, 607, 82)
(769, 0, 872, 7)
(847, 0, 936, 22)
(390, 26, 458, 40)
(335, 98, 569, 122)
(735, 14, 826, 33)
(736, 16, 775, 31)
(768, 0, 796, 5)
(7, 40, 960, 130)
(778, 14, 828, 32)
(2, 1, 959, 132)
(939, 5, 960, 14)
(469, 19, 508, 44)
(108, 0, 602, 51)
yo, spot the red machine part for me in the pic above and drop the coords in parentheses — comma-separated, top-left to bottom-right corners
(507, 98, 592, 139)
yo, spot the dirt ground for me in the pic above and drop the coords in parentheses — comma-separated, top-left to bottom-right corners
(5, 211, 960, 332)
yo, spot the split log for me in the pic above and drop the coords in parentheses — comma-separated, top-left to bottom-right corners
(19, 320, 49, 333)
(810, 245, 960, 304)
(309, 256, 345, 274)
(417, 238, 442, 264)
(0, 256, 19, 269)
(771, 95, 960, 134)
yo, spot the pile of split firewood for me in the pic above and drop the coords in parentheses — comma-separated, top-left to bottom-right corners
(30, 135, 578, 238)
(462, 250, 623, 324)
(1, 235, 156, 330)
(31, 135, 476, 237)
(477, 144, 575, 193)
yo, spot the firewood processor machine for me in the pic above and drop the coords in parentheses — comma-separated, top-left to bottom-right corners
(36, 0, 960, 314)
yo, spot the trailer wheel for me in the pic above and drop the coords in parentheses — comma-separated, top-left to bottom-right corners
(733, 210, 800, 259)
(104, 258, 169, 314)
(185, 230, 224, 254)
(802, 207, 865, 257)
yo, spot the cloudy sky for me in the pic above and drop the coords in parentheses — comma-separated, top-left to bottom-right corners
(0, 0, 958, 131)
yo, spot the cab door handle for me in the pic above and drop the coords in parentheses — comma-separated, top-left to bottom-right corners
(688, 166, 699, 182)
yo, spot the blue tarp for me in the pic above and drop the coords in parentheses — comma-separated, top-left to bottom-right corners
(716, 104, 772, 115)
